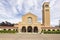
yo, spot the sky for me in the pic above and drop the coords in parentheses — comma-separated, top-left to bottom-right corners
(0, 0, 60, 26)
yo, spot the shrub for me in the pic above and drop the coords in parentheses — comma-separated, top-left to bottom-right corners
(41, 29, 60, 34)
(0, 29, 18, 33)
(44, 31, 60, 34)
(41, 29, 43, 33)
(44, 29, 46, 31)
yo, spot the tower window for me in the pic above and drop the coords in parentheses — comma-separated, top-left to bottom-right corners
(45, 5, 49, 7)
(46, 9, 49, 11)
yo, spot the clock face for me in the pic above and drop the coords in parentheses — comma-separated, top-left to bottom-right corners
(28, 17, 32, 24)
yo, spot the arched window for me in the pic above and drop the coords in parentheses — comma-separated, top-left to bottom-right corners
(4, 29, 6, 31)
(8, 29, 11, 31)
(48, 29, 50, 31)
(57, 29, 59, 31)
(52, 29, 55, 31)
(28, 17, 32, 24)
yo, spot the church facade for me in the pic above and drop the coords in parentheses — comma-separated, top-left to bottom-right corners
(14, 2, 50, 33)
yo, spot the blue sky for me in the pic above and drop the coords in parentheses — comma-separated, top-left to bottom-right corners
(0, 0, 60, 26)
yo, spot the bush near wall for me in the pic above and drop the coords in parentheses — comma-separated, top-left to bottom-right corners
(41, 29, 60, 34)
(0, 29, 18, 33)
(44, 31, 60, 34)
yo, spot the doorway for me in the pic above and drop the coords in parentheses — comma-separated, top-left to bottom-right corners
(34, 27, 38, 33)
(27, 26, 32, 32)
(22, 26, 26, 32)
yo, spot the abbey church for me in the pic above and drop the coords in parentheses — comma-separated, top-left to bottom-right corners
(0, 2, 60, 33)
(14, 2, 50, 33)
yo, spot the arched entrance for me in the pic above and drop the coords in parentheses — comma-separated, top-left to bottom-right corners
(27, 26, 32, 32)
(34, 27, 38, 33)
(22, 26, 26, 32)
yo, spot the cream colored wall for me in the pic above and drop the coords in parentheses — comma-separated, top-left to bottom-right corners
(22, 13, 37, 24)
(15, 13, 43, 33)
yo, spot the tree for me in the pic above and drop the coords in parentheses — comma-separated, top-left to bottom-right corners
(0, 21, 14, 26)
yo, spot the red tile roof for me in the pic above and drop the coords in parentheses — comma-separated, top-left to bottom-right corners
(0, 26, 18, 29)
(41, 27, 60, 29)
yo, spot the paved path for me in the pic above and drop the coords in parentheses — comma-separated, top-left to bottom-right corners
(0, 33, 60, 40)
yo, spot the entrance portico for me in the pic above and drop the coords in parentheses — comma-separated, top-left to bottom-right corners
(21, 26, 38, 33)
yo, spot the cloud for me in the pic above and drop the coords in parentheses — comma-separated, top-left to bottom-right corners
(0, 0, 60, 26)
(50, 0, 57, 7)
(50, 0, 60, 26)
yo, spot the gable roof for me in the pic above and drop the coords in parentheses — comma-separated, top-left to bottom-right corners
(23, 12, 37, 17)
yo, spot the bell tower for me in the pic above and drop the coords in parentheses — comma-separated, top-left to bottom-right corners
(42, 2, 50, 27)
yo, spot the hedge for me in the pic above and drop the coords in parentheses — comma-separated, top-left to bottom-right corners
(44, 31, 60, 34)
(0, 30, 18, 33)
(41, 29, 60, 34)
